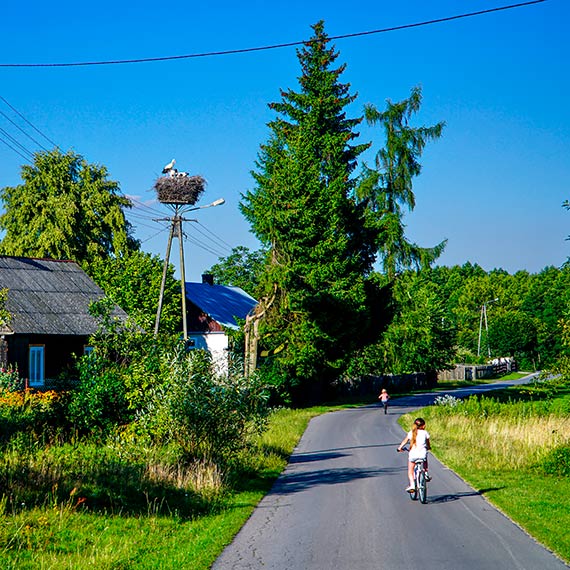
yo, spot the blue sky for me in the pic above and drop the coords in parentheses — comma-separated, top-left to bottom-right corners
(0, 0, 567, 281)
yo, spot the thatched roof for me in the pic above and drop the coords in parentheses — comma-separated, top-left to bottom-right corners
(154, 174, 206, 205)
(0, 256, 127, 335)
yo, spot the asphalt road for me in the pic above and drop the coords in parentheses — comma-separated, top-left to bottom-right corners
(212, 376, 569, 569)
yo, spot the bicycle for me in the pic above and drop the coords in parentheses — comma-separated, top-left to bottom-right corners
(398, 447, 428, 504)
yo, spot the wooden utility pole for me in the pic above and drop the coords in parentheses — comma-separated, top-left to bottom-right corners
(154, 216, 176, 336)
(244, 284, 277, 376)
(177, 215, 188, 340)
(153, 206, 190, 339)
(152, 166, 223, 339)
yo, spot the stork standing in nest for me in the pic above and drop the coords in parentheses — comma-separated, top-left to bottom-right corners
(162, 158, 177, 175)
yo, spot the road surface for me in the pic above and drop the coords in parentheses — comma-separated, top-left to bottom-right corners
(213, 375, 569, 569)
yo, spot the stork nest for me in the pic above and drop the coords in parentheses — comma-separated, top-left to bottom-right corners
(154, 175, 206, 205)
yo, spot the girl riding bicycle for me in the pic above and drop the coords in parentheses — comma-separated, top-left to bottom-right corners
(397, 417, 431, 492)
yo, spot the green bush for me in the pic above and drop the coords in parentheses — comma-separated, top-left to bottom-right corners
(68, 354, 131, 435)
(137, 348, 269, 463)
(538, 446, 570, 477)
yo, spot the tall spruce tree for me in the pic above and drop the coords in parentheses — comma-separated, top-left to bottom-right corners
(241, 21, 378, 401)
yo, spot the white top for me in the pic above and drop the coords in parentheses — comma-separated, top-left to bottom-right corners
(408, 429, 430, 461)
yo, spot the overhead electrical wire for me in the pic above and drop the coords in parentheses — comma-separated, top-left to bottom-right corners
(0, 126, 35, 159)
(127, 216, 165, 233)
(139, 225, 171, 244)
(127, 197, 169, 218)
(0, 95, 59, 163)
(0, 133, 32, 162)
(0, 96, 58, 148)
(0, 107, 49, 152)
(186, 223, 233, 256)
(0, 1, 547, 68)
(125, 199, 234, 257)
(194, 221, 235, 252)
(183, 232, 227, 258)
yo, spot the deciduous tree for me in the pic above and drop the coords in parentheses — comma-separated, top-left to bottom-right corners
(207, 246, 267, 297)
(358, 86, 446, 278)
(0, 149, 138, 263)
(86, 251, 181, 334)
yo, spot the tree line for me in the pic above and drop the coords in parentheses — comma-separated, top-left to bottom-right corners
(0, 21, 568, 407)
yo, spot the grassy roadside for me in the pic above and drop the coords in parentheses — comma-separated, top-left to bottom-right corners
(0, 406, 334, 569)
(0, 373, 552, 569)
(401, 377, 570, 564)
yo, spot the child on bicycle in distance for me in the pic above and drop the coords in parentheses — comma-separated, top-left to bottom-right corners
(397, 417, 431, 492)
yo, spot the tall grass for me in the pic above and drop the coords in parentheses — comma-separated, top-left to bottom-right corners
(403, 378, 570, 563)
(0, 405, 329, 569)
(414, 392, 570, 471)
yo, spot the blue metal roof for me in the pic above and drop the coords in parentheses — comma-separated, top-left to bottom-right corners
(184, 282, 257, 330)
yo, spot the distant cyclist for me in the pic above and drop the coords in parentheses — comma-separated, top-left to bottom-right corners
(397, 417, 431, 492)
(378, 388, 390, 414)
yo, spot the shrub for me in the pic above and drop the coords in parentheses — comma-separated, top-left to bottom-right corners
(433, 394, 462, 408)
(68, 354, 131, 436)
(537, 446, 570, 477)
(137, 348, 269, 463)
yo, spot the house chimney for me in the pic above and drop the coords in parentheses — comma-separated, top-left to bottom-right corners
(202, 274, 214, 286)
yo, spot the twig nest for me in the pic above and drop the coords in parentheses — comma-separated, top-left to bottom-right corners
(154, 174, 206, 205)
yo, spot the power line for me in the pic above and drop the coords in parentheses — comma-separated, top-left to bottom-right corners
(0, 107, 49, 152)
(127, 196, 171, 217)
(186, 227, 232, 256)
(0, 95, 58, 148)
(139, 225, 171, 244)
(0, 1, 547, 68)
(0, 126, 35, 159)
(183, 232, 228, 258)
(192, 221, 234, 253)
(0, 134, 32, 163)
(128, 203, 167, 219)
(128, 216, 166, 233)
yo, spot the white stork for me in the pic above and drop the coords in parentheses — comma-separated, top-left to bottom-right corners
(162, 158, 176, 174)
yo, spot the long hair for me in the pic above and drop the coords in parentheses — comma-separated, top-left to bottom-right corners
(410, 417, 425, 449)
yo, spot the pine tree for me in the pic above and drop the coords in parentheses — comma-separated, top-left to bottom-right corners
(241, 21, 378, 401)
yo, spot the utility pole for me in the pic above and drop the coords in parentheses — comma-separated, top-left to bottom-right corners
(477, 298, 499, 358)
(152, 164, 224, 339)
(152, 195, 225, 339)
(154, 206, 190, 339)
(154, 214, 176, 336)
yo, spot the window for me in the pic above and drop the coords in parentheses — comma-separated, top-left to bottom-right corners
(29, 345, 45, 387)
(84, 345, 94, 356)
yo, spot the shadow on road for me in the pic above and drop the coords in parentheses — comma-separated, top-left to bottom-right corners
(290, 442, 400, 461)
(428, 487, 505, 504)
(273, 465, 405, 495)
(289, 451, 349, 463)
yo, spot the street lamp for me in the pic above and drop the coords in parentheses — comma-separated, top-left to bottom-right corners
(183, 197, 225, 213)
(477, 297, 499, 358)
(153, 197, 225, 338)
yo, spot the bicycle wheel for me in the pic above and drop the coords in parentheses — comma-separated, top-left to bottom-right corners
(417, 470, 427, 504)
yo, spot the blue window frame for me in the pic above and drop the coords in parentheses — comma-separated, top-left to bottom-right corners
(29, 345, 45, 387)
